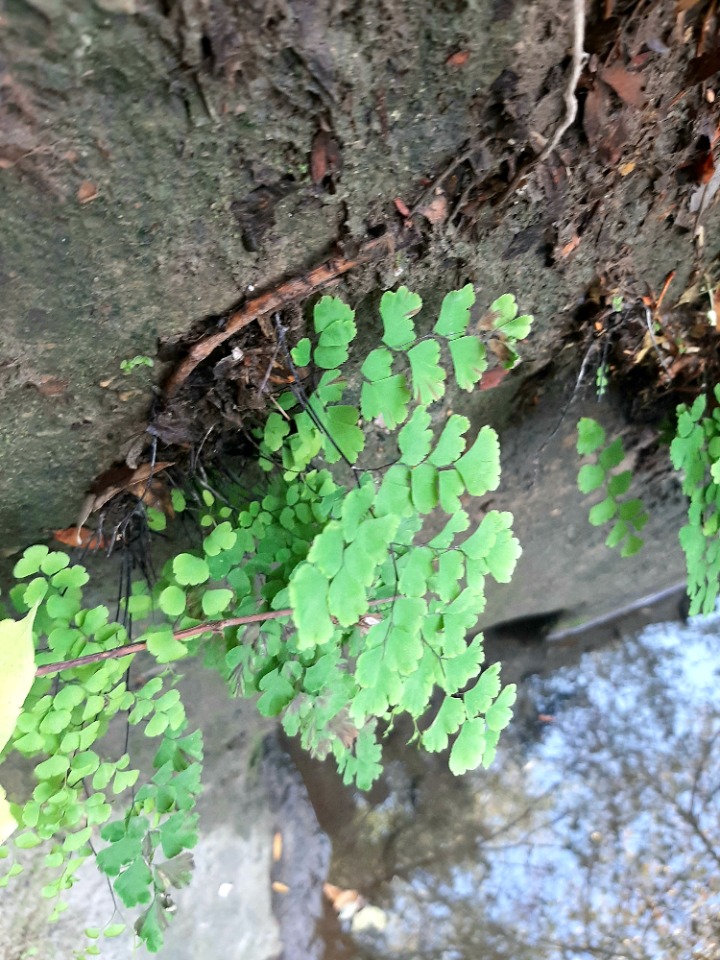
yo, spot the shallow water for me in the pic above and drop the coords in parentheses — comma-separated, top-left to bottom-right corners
(310, 610, 720, 960)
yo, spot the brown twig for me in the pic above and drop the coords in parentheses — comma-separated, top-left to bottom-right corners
(654, 269, 676, 316)
(165, 230, 417, 396)
(35, 595, 399, 677)
(408, 145, 475, 218)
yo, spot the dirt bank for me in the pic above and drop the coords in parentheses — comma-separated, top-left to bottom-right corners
(3, 0, 718, 579)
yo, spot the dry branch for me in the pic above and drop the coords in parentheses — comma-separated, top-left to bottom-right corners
(35, 596, 398, 677)
(165, 229, 418, 396)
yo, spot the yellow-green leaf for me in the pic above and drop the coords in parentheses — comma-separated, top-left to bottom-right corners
(0, 604, 39, 753)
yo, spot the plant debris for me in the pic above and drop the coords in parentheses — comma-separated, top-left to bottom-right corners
(76, 461, 175, 531)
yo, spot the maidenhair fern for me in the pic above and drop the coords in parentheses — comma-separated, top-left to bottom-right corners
(670, 385, 720, 615)
(577, 417, 648, 557)
(578, 385, 720, 614)
(0, 283, 533, 953)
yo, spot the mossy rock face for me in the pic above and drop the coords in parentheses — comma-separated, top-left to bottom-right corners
(0, 0, 532, 555)
(0, 0, 705, 615)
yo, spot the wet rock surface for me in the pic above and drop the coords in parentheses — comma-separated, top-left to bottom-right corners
(0, 661, 324, 960)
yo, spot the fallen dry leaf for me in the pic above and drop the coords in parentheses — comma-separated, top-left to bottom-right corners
(393, 197, 411, 219)
(633, 331, 655, 365)
(479, 367, 511, 391)
(76, 180, 98, 204)
(310, 130, 341, 185)
(87, 461, 175, 516)
(600, 63, 646, 108)
(686, 47, 720, 86)
(323, 883, 366, 918)
(675, 272, 703, 306)
(28, 374, 69, 398)
(446, 50, 470, 67)
(127, 477, 170, 514)
(694, 151, 715, 184)
(689, 161, 720, 215)
(560, 233, 581, 257)
(600, 111, 630, 165)
(123, 433, 147, 470)
(583, 83, 607, 147)
(418, 191, 448, 224)
(619, 160, 636, 176)
(667, 352, 698, 378)
(53, 527, 107, 550)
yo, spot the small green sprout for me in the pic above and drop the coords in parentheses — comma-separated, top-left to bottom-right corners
(595, 363, 609, 398)
(120, 356, 154, 375)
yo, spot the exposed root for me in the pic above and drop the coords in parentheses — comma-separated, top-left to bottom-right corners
(165, 228, 419, 396)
